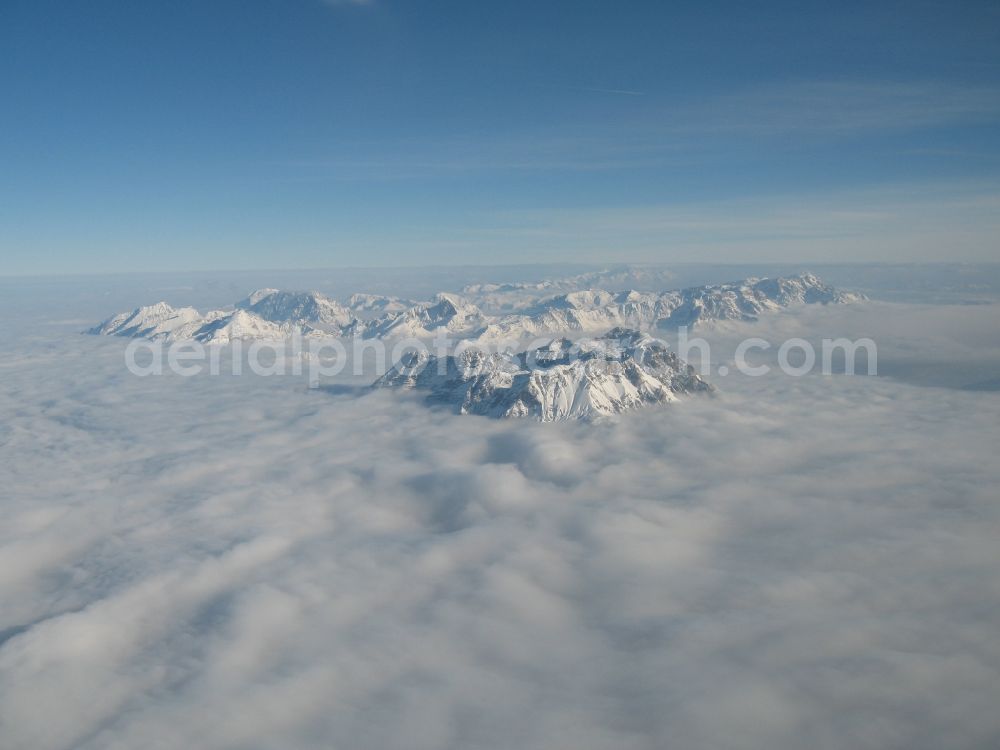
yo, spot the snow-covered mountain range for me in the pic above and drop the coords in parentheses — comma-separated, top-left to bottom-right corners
(89, 272, 864, 344)
(90, 291, 338, 343)
(236, 288, 354, 329)
(360, 293, 488, 339)
(373, 328, 713, 422)
(475, 273, 863, 339)
(459, 267, 681, 312)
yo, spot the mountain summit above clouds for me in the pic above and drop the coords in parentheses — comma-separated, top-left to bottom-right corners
(88, 302, 206, 340)
(658, 272, 863, 329)
(373, 328, 713, 422)
(235, 289, 355, 330)
(88, 302, 303, 344)
(88, 272, 864, 344)
(475, 273, 865, 340)
(360, 293, 488, 339)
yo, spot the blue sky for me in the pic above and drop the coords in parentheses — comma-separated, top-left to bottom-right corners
(3, 0, 1000, 274)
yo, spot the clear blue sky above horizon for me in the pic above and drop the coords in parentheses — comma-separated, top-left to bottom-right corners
(3, 0, 1000, 275)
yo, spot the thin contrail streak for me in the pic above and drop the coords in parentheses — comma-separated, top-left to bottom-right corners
(572, 86, 646, 96)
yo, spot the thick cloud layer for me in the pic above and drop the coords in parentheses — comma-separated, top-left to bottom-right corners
(1, 298, 999, 749)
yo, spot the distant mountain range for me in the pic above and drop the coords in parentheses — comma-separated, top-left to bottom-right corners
(88, 272, 866, 421)
(89, 272, 865, 344)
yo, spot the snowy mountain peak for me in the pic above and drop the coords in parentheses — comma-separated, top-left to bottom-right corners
(535, 290, 617, 312)
(374, 329, 712, 422)
(236, 289, 354, 329)
(658, 273, 865, 329)
(187, 309, 295, 344)
(426, 293, 468, 319)
(347, 293, 414, 315)
(88, 302, 204, 340)
(363, 293, 487, 339)
(238, 288, 281, 307)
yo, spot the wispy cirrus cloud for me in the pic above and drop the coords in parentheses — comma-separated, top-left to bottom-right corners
(392, 180, 1000, 264)
(680, 80, 1000, 135)
(569, 86, 646, 97)
(274, 80, 1000, 181)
